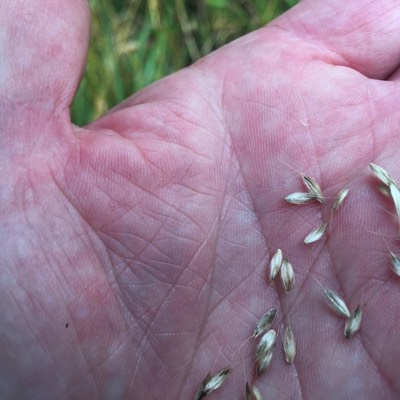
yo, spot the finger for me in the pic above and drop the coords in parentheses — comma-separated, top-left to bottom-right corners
(387, 65, 400, 81)
(273, 0, 400, 79)
(0, 1, 90, 120)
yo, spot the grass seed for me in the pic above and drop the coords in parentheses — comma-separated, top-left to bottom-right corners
(256, 348, 274, 376)
(283, 326, 296, 363)
(280, 259, 295, 291)
(302, 174, 324, 203)
(285, 192, 317, 204)
(332, 187, 349, 213)
(344, 305, 362, 339)
(256, 329, 277, 360)
(194, 367, 232, 400)
(377, 184, 391, 198)
(369, 163, 393, 186)
(389, 251, 400, 276)
(304, 222, 329, 244)
(269, 249, 283, 282)
(323, 289, 351, 318)
(246, 383, 262, 400)
(253, 308, 277, 338)
(389, 182, 400, 220)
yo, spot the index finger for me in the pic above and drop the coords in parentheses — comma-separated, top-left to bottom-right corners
(273, 0, 400, 79)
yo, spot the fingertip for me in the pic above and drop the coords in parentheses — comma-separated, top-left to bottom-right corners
(0, 1, 91, 116)
(273, 0, 400, 79)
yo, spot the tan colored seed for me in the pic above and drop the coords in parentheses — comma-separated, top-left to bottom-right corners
(344, 305, 362, 339)
(256, 348, 274, 376)
(246, 383, 262, 400)
(304, 222, 329, 244)
(280, 259, 295, 291)
(389, 251, 400, 276)
(194, 367, 232, 400)
(285, 192, 317, 204)
(253, 308, 277, 338)
(389, 182, 400, 220)
(283, 326, 296, 364)
(332, 187, 349, 213)
(302, 174, 325, 203)
(255, 329, 276, 376)
(256, 329, 277, 360)
(269, 249, 283, 282)
(369, 163, 393, 186)
(323, 289, 351, 318)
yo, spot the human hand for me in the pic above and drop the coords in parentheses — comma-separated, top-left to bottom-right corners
(1, 1, 400, 399)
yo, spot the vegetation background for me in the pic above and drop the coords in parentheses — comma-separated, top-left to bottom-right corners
(71, 0, 298, 126)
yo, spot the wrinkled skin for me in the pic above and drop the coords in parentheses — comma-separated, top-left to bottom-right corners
(2, 1, 400, 399)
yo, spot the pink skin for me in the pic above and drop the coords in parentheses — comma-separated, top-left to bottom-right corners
(1, 1, 400, 399)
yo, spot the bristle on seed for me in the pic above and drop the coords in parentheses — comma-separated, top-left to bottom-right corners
(344, 305, 362, 339)
(304, 223, 329, 244)
(323, 289, 351, 318)
(269, 249, 283, 282)
(253, 309, 277, 338)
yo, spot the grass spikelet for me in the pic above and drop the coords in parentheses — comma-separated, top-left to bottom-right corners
(302, 175, 324, 203)
(256, 348, 274, 377)
(256, 330, 277, 360)
(389, 251, 400, 276)
(280, 259, 295, 291)
(304, 222, 329, 244)
(269, 249, 283, 282)
(253, 309, 277, 338)
(369, 163, 393, 186)
(332, 187, 349, 213)
(283, 326, 296, 363)
(246, 383, 262, 400)
(323, 289, 351, 318)
(389, 182, 400, 221)
(194, 367, 232, 400)
(255, 329, 276, 376)
(377, 184, 391, 198)
(344, 305, 362, 339)
(285, 192, 317, 204)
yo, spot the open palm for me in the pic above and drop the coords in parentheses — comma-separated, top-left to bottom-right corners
(2, 1, 400, 399)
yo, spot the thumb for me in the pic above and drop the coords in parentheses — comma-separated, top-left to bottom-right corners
(0, 1, 90, 122)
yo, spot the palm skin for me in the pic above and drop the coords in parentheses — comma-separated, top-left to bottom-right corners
(2, 1, 400, 399)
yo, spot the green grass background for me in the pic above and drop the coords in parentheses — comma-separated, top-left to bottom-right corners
(71, 0, 297, 126)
